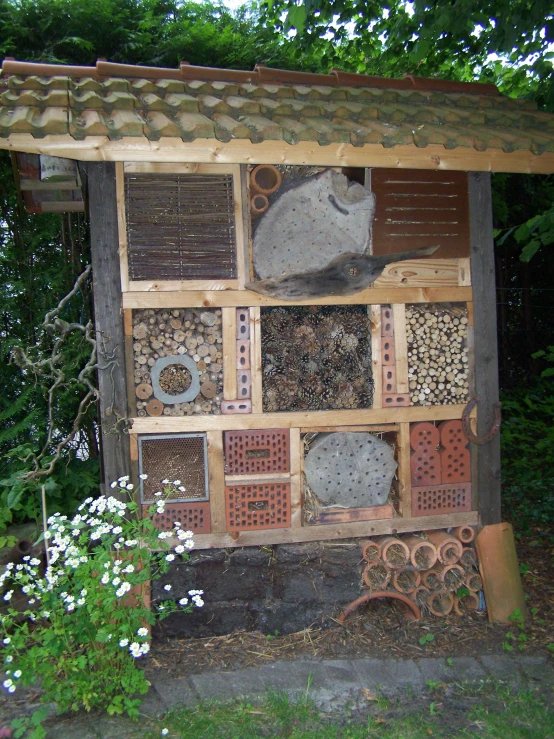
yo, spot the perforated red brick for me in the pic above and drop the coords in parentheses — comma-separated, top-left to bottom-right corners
(142, 502, 211, 533)
(237, 369, 251, 399)
(381, 307, 393, 336)
(411, 483, 472, 517)
(383, 393, 410, 406)
(382, 365, 396, 394)
(439, 420, 471, 483)
(224, 429, 290, 475)
(221, 400, 252, 414)
(236, 339, 251, 369)
(225, 482, 290, 530)
(410, 422, 441, 486)
(236, 308, 250, 340)
(381, 337, 396, 366)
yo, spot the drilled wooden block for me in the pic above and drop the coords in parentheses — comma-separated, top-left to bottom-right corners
(439, 420, 471, 483)
(236, 308, 250, 340)
(224, 429, 290, 475)
(237, 369, 252, 399)
(143, 502, 211, 534)
(221, 400, 252, 414)
(383, 393, 410, 406)
(381, 337, 396, 366)
(410, 422, 441, 486)
(381, 307, 394, 337)
(382, 365, 397, 394)
(236, 339, 251, 369)
(226, 482, 290, 530)
(412, 483, 472, 517)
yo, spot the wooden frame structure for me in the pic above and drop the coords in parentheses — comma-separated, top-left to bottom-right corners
(4, 59, 544, 549)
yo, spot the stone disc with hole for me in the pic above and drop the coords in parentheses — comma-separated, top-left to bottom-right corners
(253, 169, 375, 280)
(151, 354, 200, 404)
(304, 432, 397, 508)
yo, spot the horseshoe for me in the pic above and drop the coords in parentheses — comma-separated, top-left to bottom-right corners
(462, 397, 502, 445)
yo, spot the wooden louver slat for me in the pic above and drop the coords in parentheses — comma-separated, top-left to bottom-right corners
(370, 169, 470, 258)
(125, 173, 237, 280)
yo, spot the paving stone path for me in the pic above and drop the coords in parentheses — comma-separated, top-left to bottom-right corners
(2, 653, 553, 738)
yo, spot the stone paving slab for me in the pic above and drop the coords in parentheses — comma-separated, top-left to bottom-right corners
(8, 653, 554, 739)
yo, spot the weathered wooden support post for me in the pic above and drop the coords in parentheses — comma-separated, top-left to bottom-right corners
(469, 172, 501, 525)
(86, 162, 130, 493)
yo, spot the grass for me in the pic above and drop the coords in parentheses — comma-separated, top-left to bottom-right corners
(142, 685, 554, 739)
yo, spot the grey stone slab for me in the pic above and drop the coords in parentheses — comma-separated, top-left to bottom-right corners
(445, 657, 486, 682)
(517, 655, 554, 684)
(416, 658, 452, 684)
(45, 720, 100, 739)
(150, 675, 200, 709)
(95, 717, 145, 739)
(138, 687, 169, 717)
(352, 658, 423, 694)
(189, 670, 268, 703)
(479, 655, 523, 683)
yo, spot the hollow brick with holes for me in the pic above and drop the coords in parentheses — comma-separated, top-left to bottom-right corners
(224, 429, 290, 475)
(383, 393, 410, 406)
(143, 502, 211, 534)
(439, 419, 471, 483)
(381, 337, 396, 366)
(410, 422, 441, 486)
(236, 369, 252, 399)
(381, 306, 394, 337)
(236, 339, 251, 369)
(225, 482, 290, 530)
(411, 483, 472, 517)
(221, 399, 252, 414)
(382, 365, 397, 394)
(236, 308, 250, 340)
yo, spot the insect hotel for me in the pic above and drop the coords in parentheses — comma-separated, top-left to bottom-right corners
(2, 59, 553, 633)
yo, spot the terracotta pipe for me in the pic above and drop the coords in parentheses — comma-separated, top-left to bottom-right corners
(374, 536, 410, 569)
(475, 522, 528, 623)
(465, 573, 483, 593)
(438, 564, 465, 590)
(250, 164, 282, 196)
(391, 568, 421, 594)
(250, 193, 269, 218)
(427, 590, 454, 617)
(452, 525, 475, 544)
(422, 568, 442, 590)
(454, 592, 480, 616)
(338, 591, 421, 623)
(361, 540, 380, 564)
(424, 530, 463, 564)
(403, 535, 438, 571)
(460, 547, 477, 570)
(362, 561, 391, 589)
(412, 585, 430, 608)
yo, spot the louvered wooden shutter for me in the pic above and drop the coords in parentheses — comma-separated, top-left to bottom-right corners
(369, 169, 470, 258)
(125, 173, 237, 280)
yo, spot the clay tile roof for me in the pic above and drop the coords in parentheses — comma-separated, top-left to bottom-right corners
(1, 58, 554, 159)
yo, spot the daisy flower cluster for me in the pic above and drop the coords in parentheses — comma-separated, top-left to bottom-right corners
(0, 473, 203, 703)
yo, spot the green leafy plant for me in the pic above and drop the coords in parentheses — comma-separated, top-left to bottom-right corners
(0, 476, 203, 732)
(418, 633, 435, 646)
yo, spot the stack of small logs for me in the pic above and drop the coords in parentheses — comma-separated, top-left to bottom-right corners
(406, 304, 469, 406)
(361, 526, 482, 617)
(132, 308, 223, 416)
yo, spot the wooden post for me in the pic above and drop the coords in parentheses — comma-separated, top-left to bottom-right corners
(86, 162, 130, 492)
(468, 173, 501, 525)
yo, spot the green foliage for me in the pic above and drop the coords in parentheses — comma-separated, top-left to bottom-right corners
(418, 632, 435, 646)
(1, 482, 202, 732)
(500, 380, 554, 534)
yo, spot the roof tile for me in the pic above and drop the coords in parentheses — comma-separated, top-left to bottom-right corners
(174, 112, 216, 140)
(105, 109, 144, 138)
(144, 111, 183, 139)
(0, 106, 68, 136)
(212, 114, 253, 141)
(69, 109, 109, 138)
(237, 114, 284, 142)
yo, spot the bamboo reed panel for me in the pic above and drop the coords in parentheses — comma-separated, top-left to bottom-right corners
(222, 307, 238, 400)
(124, 173, 237, 281)
(207, 431, 226, 534)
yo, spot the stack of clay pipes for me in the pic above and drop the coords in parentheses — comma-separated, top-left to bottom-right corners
(249, 164, 282, 219)
(361, 526, 482, 617)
